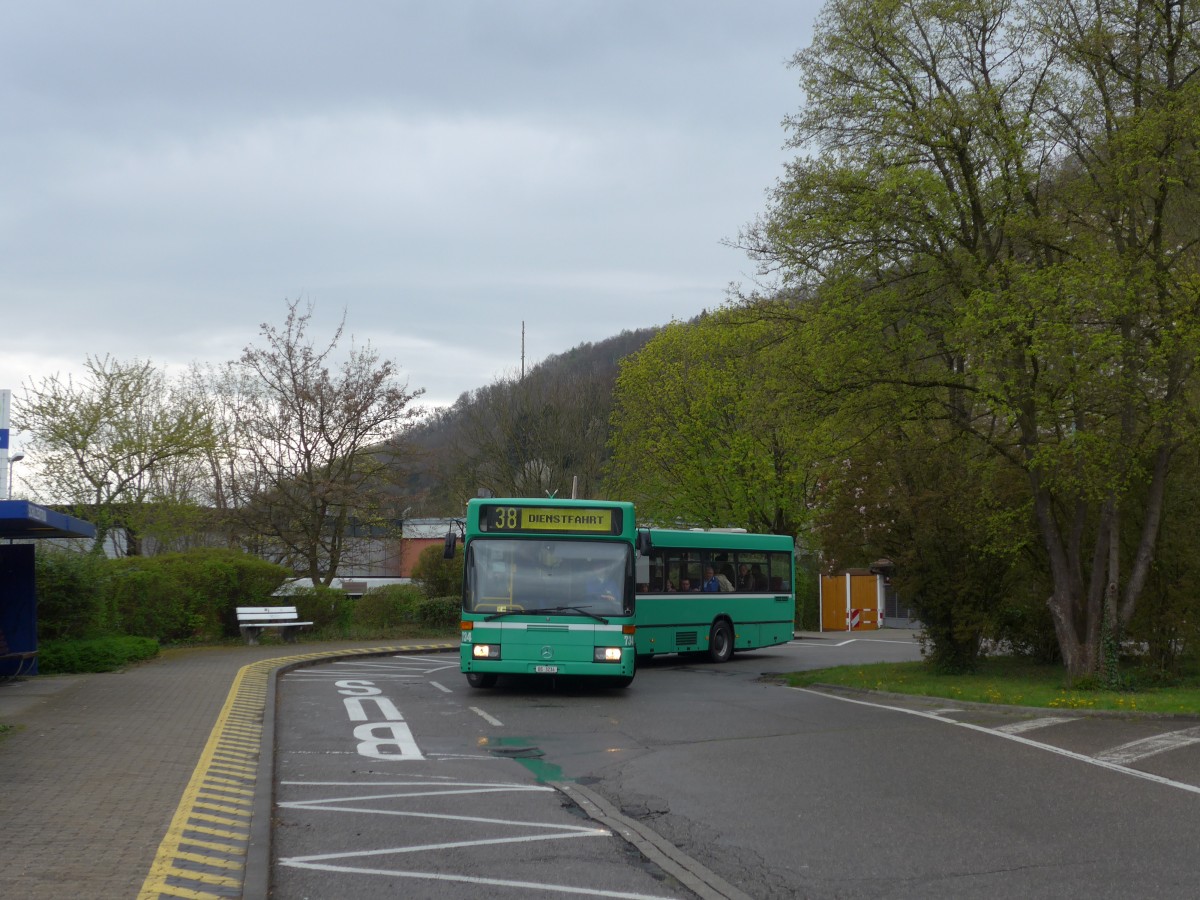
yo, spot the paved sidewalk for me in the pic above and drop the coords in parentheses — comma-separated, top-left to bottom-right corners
(0, 641, 449, 900)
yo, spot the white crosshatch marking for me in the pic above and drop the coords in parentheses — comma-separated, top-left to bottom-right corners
(1095, 726, 1200, 765)
(277, 777, 680, 899)
(995, 717, 1074, 735)
(287, 655, 459, 680)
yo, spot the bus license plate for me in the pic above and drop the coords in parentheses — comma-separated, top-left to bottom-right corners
(535, 665, 559, 674)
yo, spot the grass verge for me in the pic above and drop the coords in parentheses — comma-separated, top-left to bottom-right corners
(782, 657, 1200, 715)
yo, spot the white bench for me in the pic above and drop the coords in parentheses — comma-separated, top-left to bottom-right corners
(236, 606, 313, 644)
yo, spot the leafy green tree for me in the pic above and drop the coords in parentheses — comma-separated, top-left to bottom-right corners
(16, 355, 216, 555)
(740, 0, 1200, 678)
(1126, 445, 1200, 676)
(411, 542, 464, 600)
(607, 306, 823, 536)
(818, 423, 1035, 672)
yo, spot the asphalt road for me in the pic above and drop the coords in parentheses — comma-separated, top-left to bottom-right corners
(271, 634, 1200, 899)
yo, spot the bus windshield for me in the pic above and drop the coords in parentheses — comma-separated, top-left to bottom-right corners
(464, 538, 631, 618)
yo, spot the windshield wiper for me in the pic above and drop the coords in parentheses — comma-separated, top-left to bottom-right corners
(483, 609, 529, 621)
(483, 605, 610, 624)
(537, 605, 609, 624)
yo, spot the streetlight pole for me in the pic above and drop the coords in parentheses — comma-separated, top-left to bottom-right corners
(7, 451, 24, 500)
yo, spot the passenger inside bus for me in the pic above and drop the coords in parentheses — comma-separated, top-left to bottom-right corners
(751, 564, 767, 590)
(737, 563, 757, 591)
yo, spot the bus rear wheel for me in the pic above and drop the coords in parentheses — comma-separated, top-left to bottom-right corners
(708, 621, 734, 663)
(466, 672, 498, 688)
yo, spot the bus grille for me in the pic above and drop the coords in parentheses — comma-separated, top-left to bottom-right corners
(527, 624, 570, 633)
(676, 631, 698, 646)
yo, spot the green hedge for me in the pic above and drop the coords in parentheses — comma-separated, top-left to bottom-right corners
(106, 549, 291, 642)
(36, 547, 290, 644)
(287, 586, 458, 637)
(34, 545, 461, 646)
(418, 596, 460, 629)
(289, 585, 354, 632)
(35, 549, 112, 640)
(352, 585, 425, 629)
(38, 636, 160, 673)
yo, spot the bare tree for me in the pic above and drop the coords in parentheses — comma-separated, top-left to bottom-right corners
(230, 300, 423, 584)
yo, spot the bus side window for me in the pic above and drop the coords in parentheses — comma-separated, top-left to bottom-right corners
(735, 555, 759, 591)
(650, 551, 667, 592)
(664, 552, 683, 592)
(669, 552, 701, 592)
(769, 552, 791, 592)
(704, 551, 735, 591)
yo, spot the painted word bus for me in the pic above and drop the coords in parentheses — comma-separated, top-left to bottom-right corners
(634, 528, 795, 663)
(452, 497, 639, 689)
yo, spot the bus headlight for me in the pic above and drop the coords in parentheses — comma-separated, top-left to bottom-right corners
(594, 647, 623, 663)
(473, 644, 501, 659)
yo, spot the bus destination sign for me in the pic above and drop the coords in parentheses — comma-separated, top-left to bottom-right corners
(482, 505, 620, 535)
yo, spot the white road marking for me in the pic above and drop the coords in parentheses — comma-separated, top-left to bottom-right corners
(1094, 726, 1200, 764)
(793, 688, 1200, 796)
(280, 860, 678, 899)
(343, 695, 403, 721)
(471, 706, 504, 727)
(288, 828, 606, 858)
(282, 785, 556, 805)
(797, 638, 917, 647)
(278, 777, 679, 899)
(429, 681, 453, 693)
(995, 717, 1074, 735)
(283, 778, 543, 788)
(290, 670, 424, 679)
(427, 753, 506, 761)
(354, 721, 424, 760)
(289, 657, 458, 679)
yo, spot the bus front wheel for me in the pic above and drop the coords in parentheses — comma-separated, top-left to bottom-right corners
(708, 621, 734, 663)
(466, 672, 498, 688)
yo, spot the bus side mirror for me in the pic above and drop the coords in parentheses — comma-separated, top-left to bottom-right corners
(443, 530, 457, 559)
(637, 530, 652, 555)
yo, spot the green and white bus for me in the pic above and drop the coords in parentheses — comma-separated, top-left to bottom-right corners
(453, 497, 640, 689)
(633, 528, 795, 663)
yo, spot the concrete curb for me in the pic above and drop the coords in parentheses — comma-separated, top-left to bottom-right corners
(555, 782, 754, 900)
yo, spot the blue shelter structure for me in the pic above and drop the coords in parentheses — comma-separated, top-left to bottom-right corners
(0, 501, 96, 676)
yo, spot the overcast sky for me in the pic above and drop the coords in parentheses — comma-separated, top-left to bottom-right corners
(1, 1, 821, 424)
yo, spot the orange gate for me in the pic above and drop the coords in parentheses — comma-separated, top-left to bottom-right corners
(819, 571, 882, 631)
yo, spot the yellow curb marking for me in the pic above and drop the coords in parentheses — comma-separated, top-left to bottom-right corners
(138, 643, 456, 900)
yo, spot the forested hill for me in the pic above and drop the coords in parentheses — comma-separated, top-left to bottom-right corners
(404, 326, 662, 514)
